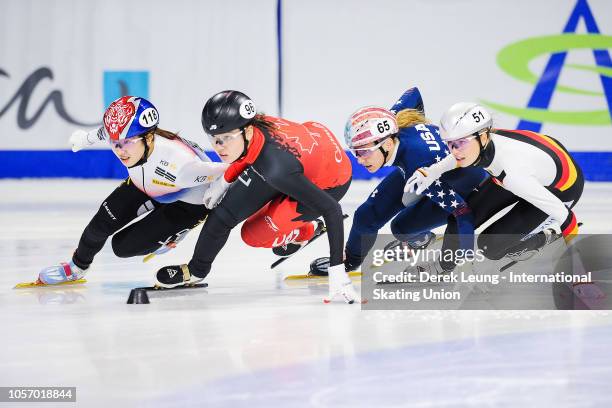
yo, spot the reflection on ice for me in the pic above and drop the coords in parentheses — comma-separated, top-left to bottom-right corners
(1, 180, 612, 406)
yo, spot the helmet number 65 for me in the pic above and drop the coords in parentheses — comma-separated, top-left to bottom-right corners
(376, 120, 391, 133)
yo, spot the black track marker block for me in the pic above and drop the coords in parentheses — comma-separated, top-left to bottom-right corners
(127, 288, 150, 304)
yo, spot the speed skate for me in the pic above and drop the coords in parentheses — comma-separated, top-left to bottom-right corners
(4, 0, 612, 404)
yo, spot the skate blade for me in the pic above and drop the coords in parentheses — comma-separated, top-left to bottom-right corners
(284, 271, 362, 281)
(151, 282, 208, 290)
(14, 278, 87, 289)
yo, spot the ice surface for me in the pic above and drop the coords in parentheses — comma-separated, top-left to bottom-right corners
(1, 179, 611, 407)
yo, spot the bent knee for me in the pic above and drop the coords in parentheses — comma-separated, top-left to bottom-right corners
(241, 223, 263, 248)
(390, 217, 407, 235)
(111, 233, 136, 258)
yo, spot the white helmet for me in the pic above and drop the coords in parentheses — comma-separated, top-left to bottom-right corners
(439, 102, 492, 141)
(344, 106, 398, 149)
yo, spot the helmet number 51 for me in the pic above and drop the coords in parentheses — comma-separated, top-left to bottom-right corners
(472, 111, 485, 123)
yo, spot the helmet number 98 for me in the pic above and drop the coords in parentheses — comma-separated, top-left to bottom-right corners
(376, 120, 391, 134)
(239, 100, 257, 119)
(472, 111, 485, 123)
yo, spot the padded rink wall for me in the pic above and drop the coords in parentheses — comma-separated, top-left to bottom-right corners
(0, 0, 611, 180)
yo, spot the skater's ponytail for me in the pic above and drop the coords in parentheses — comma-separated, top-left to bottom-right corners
(396, 109, 430, 129)
(153, 128, 180, 140)
(251, 114, 278, 134)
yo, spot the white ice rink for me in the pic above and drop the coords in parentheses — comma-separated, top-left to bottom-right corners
(1, 179, 612, 407)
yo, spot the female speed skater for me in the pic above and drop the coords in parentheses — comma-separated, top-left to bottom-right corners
(35, 96, 228, 285)
(311, 88, 488, 276)
(405, 102, 584, 272)
(154, 90, 360, 304)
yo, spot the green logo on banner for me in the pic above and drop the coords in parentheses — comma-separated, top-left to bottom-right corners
(480, 0, 612, 130)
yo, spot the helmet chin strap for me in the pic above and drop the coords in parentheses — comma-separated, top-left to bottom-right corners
(378, 146, 389, 163)
(378, 136, 395, 164)
(238, 127, 248, 160)
(470, 135, 485, 166)
(469, 130, 495, 168)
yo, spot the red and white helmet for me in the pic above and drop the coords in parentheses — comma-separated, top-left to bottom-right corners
(344, 106, 398, 150)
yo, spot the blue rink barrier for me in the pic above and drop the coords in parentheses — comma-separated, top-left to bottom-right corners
(0, 150, 611, 181)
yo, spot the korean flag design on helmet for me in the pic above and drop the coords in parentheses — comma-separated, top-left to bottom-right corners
(103, 96, 159, 141)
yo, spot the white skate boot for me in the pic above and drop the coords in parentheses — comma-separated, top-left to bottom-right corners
(38, 261, 88, 285)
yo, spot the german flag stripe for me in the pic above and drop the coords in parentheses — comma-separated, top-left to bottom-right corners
(496, 129, 578, 191)
(495, 129, 564, 186)
(513, 130, 577, 191)
(562, 212, 578, 237)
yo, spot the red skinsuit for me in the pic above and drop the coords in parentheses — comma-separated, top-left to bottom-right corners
(224, 116, 351, 249)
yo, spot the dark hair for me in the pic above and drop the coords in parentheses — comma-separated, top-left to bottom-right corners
(142, 127, 179, 141)
(250, 114, 277, 134)
(251, 113, 302, 158)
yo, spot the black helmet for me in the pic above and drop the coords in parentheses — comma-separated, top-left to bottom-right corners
(201, 90, 257, 135)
